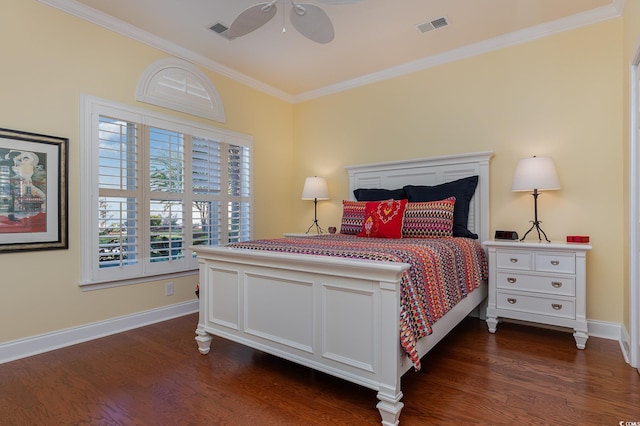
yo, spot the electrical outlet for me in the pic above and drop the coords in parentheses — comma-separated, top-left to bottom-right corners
(165, 282, 174, 296)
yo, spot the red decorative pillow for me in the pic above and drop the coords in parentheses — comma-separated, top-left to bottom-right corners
(358, 199, 408, 239)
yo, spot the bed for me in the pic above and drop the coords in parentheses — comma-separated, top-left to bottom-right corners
(193, 151, 493, 425)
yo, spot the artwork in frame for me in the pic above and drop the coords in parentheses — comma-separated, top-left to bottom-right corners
(0, 128, 68, 253)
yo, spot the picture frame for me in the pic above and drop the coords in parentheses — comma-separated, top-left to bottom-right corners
(0, 128, 68, 253)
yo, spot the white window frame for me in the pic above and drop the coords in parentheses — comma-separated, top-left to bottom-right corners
(79, 95, 253, 290)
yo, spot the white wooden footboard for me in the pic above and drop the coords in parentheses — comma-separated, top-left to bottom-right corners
(194, 246, 410, 425)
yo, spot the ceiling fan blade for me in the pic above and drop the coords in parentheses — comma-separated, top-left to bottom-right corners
(290, 4, 335, 44)
(228, 2, 277, 39)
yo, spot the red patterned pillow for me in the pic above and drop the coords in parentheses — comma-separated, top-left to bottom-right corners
(402, 197, 456, 238)
(340, 200, 366, 235)
(358, 199, 408, 239)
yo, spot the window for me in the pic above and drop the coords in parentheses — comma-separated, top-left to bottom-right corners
(80, 96, 252, 288)
(136, 58, 226, 123)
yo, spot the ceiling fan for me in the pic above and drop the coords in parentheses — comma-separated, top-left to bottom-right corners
(228, 0, 365, 44)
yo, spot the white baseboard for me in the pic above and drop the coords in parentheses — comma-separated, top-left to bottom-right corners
(0, 304, 627, 366)
(0, 300, 198, 365)
(500, 318, 627, 356)
(619, 323, 631, 364)
(587, 318, 622, 341)
(589, 319, 632, 365)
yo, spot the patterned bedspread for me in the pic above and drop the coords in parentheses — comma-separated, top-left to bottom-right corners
(228, 234, 488, 370)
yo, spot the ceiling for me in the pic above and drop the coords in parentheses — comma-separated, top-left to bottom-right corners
(44, 0, 620, 100)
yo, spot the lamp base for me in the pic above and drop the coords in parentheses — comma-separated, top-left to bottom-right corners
(520, 189, 551, 243)
(520, 220, 550, 243)
(305, 197, 324, 234)
(305, 220, 324, 235)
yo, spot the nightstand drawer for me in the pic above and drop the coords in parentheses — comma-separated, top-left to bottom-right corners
(496, 251, 532, 270)
(496, 272, 575, 297)
(497, 292, 575, 319)
(534, 252, 575, 274)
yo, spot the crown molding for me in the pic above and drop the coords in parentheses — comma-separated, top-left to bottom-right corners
(38, 0, 622, 104)
(36, 0, 294, 103)
(293, 1, 623, 102)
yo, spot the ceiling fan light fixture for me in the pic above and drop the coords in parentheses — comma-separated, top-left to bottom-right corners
(261, 1, 277, 12)
(292, 3, 306, 16)
(228, 0, 343, 43)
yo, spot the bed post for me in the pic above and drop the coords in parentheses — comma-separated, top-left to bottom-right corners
(195, 327, 213, 354)
(195, 258, 213, 354)
(376, 280, 404, 425)
(377, 390, 404, 426)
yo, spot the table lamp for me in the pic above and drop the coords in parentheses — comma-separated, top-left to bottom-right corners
(511, 156, 560, 242)
(302, 176, 330, 234)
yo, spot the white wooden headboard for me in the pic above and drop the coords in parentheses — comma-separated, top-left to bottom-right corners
(345, 151, 494, 243)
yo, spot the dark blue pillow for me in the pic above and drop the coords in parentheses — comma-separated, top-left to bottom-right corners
(353, 188, 406, 201)
(403, 176, 479, 239)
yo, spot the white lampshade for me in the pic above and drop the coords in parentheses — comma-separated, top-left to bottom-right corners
(301, 176, 330, 200)
(511, 156, 561, 192)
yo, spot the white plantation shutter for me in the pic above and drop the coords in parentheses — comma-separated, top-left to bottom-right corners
(147, 127, 187, 274)
(98, 196, 139, 268)
(149, 128, 184, 193)
(149, 199, 185, 268)
(227, 144, 251, 243)
(98, 118, 138, 191)
(81, 96, 252, 288)
(97, 117, 141, 277)
(192, 137, 221, 195)
(192, 200, 222, 248)
(191, 138, 223, 252)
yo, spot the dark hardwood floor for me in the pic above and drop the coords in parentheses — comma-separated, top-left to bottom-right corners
(1, 313, 638, 425)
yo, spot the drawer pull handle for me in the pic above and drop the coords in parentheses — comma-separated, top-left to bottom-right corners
(510, 258, 518, 263)
(507, 277, 517, 284)
(552, 303, 563, 310)
(550, 260, 560, 266)
(507, 298, 517, 304)
(551, 281, 562, 288)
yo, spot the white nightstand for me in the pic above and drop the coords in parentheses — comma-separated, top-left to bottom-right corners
(483, 240, 592, 349)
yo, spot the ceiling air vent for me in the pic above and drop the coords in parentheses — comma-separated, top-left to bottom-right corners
(416, 16, 449, 34)
(210, 22, 230, 39)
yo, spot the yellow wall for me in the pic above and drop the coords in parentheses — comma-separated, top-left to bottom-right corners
(0, 0, 294, 343)
(0, 0, 631, 346)
(293, 19, 624, 324)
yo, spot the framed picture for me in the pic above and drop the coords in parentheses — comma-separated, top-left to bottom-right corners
(0, 128, 68, 253)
